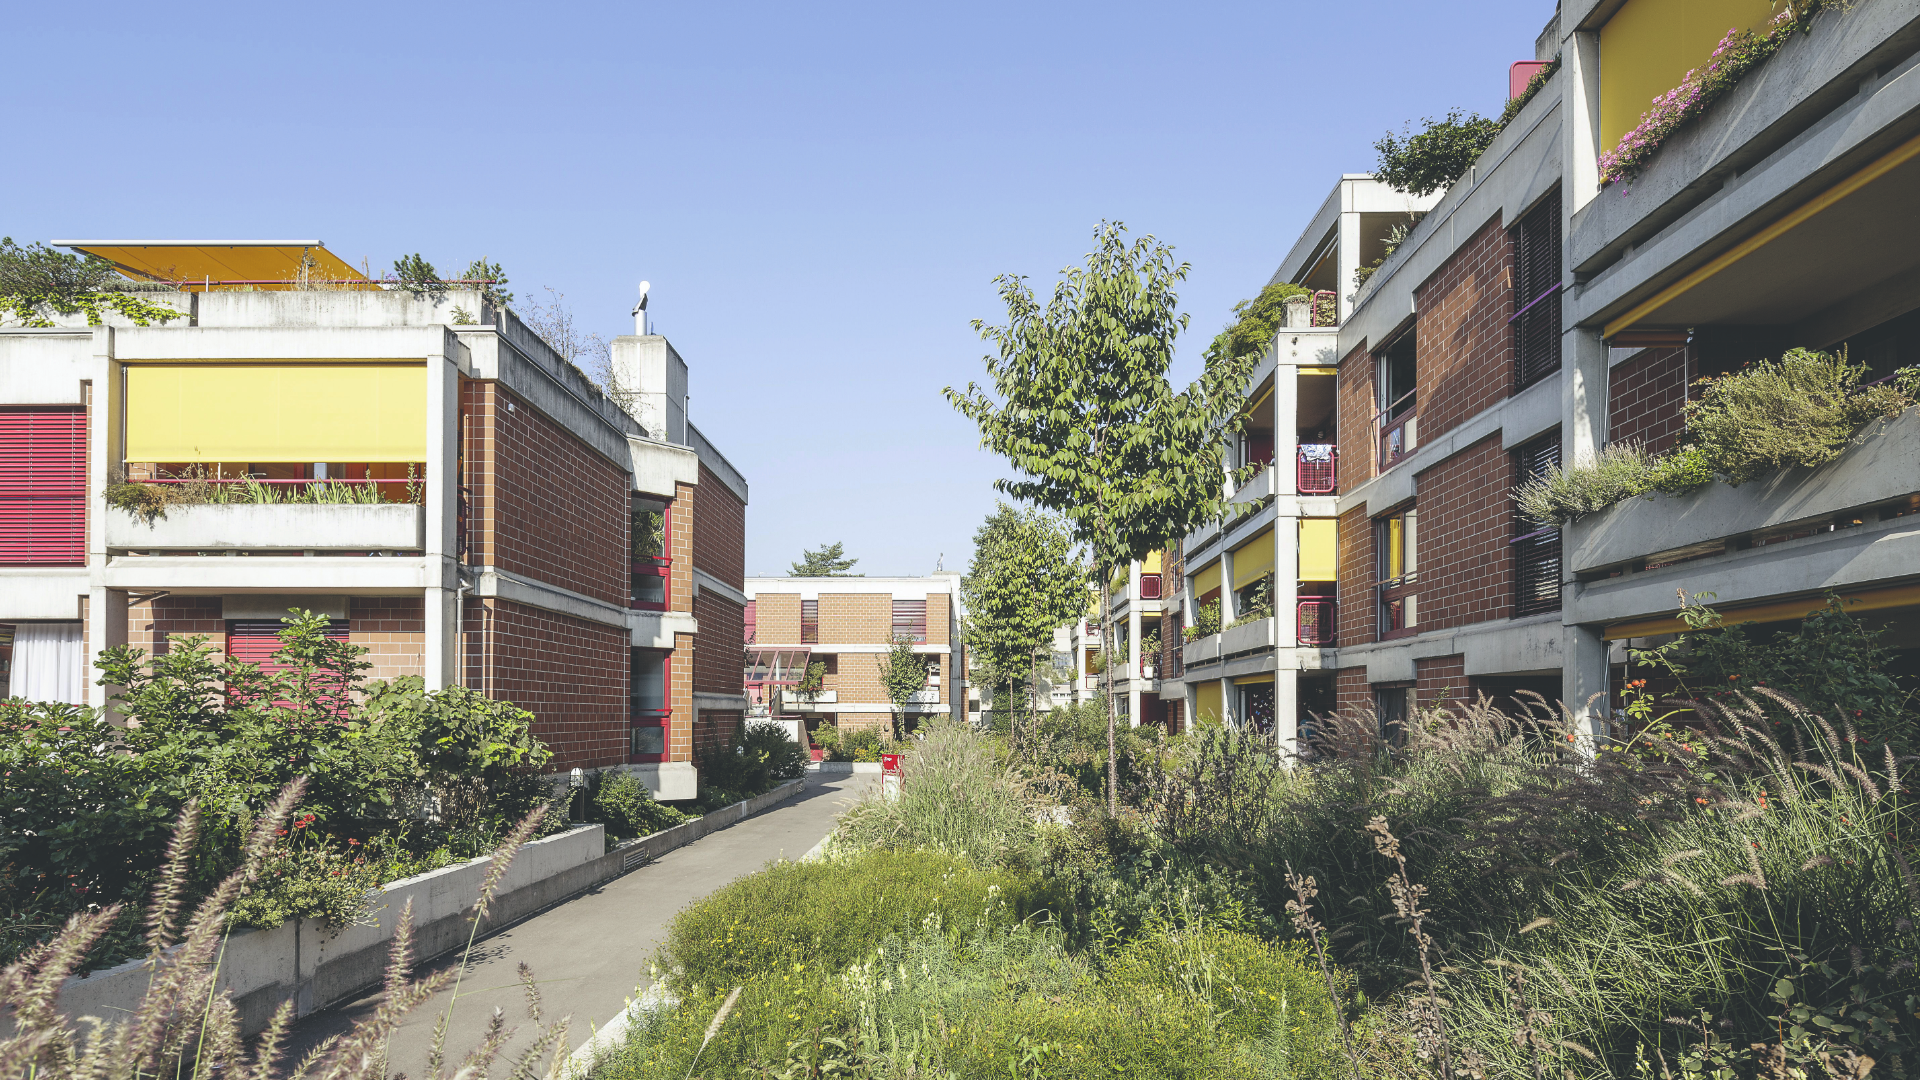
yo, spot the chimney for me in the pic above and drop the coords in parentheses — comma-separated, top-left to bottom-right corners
(610, 281, 688, 444)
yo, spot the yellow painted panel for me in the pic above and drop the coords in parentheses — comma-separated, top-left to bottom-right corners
(1298, 367, 1337, 377)
(1143, 550, 1162, 574)
(1233, 673, 1275, 686)
(1196, 681, 1223, 724)
(1192, 561, 1222, 598)
(1232, 529, 1275, 590)
(126, 363, 427, 462)
(1599, 0, 1774, 149)
(1300, 519, 1338, 581)
(1604, 585, 1920, 640)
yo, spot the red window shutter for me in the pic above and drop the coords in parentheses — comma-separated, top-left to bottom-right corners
(226, 620, 349, 674)
(0, 409, 87, 566)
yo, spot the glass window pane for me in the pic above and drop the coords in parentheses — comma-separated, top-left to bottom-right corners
(632, 650, 666, 713)
(631, 724, 666, 757)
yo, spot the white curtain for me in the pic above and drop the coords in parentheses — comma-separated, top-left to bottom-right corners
(12, 622, 85, 705)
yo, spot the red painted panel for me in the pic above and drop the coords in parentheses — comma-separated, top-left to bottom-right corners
(0, 409, 87, 565)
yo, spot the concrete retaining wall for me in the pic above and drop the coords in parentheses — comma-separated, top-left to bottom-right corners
(49, 779, 805, 1036)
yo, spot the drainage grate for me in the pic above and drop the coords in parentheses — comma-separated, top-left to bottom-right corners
(622, 848, 651, 871)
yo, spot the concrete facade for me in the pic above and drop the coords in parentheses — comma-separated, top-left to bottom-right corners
(0, 277, 748, 800)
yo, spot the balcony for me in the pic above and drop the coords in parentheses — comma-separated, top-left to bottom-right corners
(1219, 616, 1275, 656)
(106, 503, 425, 552)
(1297, 445, 1338, 494)
(1297, 596, 1337, 646)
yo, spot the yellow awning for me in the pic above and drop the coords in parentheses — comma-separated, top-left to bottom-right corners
(1603, 584, 1920, 640)
(56, 241, 374, 291)
(1231, 529, 1274, 590)
(1300, 519, 1338, 581)
(1192, 561, 1222, 599)
(1143, 550, 1162, 574)
(126, 363, 426, 462)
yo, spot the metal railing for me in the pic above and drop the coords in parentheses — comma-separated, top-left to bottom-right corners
(1297, 445, 1338, 494)
(1297, 596, 1337, 646)
(1139, 573, 1162, 599)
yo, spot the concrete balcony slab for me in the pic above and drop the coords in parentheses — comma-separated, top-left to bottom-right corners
(106, 504, 425, 552)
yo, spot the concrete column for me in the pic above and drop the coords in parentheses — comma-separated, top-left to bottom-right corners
(1563, 26, 1603, 213)
(1274, 666, 1299, 758)
(1274, 364, 1299, 497)
(86, 586, 128, 711)
(1220, 548, 1238, 625)
(1563, 325, 1608, 467)
(1220, 677, 1236, 729)
(424, 346, 461, 692)
(425, 586, 455, 691)
(1337, 200, 1362, 323)
(1127, 562, 1143, 728)
(86, 327, 117, 567)
(1563, 622, 1611, 750)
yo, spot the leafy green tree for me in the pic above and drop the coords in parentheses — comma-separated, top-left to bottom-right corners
(947, 221, 1258, 813)
(962, 503, 1087, 749)
(792, 541, 862, 577)
(876, 637, 929, 741)
(460, 257, 514, 309)
(0, 238, 187, 329)
(391, 253, 448, 299)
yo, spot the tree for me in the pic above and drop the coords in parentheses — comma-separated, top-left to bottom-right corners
(792, 541, 862, 577)
(947, 222, 1257, 813)
(962, 503, 1086, 750)
(875, 637, 929, 741)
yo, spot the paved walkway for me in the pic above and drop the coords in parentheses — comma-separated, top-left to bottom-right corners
(281, 772, 871, 1077)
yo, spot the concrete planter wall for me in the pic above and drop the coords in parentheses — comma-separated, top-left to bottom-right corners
(46, 779, 805, 1038)
(106, 503, 426, 551)
(1183, 633, 1222, 667)
(1219, 616, 1277, 655)
(1565, 411, 1920, 574)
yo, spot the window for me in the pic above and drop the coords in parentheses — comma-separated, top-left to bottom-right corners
(631, 506, 670, 611)
(631, 649, 670, 761)
(892, 600, 926, 643)
(0, 409, 87, 566)
(1376, 507, 1418, 637)
(1512, 434, 1564, 617)
(1512, 192, 1563, 390)
(1376, 329, 1418, 469)
(801, 600, 819, 644)
(227, 619, 350, 710)
(1374, 685, 1410, 745)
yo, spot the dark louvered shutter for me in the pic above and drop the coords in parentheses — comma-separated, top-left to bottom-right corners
(0, 409, 87, 565)
(1512, 193, 1563, 391)
(1512, 434, 1563, 617)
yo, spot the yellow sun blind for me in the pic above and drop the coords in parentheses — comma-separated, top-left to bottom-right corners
(125, 364, 427, 462)
(1192, 560, 1222, 598)
(1300, 519, 1338, 581)
(1232, 530, 1274, 589)
(1143, 550, 1162, 574)
(1599, 0, 1773, 149)
(1195, 681, 1223, 724)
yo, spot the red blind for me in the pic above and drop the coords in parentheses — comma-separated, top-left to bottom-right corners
(891, 600, 926, 643)
(226, 620, 348, 673)
(0, 409, 87, 565)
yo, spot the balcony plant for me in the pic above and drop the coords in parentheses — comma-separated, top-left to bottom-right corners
(0, 237, 187, 328)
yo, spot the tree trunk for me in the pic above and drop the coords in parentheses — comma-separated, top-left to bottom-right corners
(1100, 559, 1118, 817)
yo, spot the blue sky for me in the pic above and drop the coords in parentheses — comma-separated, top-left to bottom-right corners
(7, 0, 1551, 577)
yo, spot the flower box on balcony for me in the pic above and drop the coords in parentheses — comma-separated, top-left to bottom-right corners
(105, 503, 426, 552)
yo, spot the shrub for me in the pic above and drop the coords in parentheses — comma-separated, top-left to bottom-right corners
(842, 725, 883, 762)
(837, 717, 1046, 869)
(1512, 440, 1653, 525)
(1027, 699, 1162, 805)
(1373, 109, 1502, 197)
(590, 770, 689, 840)
(694, 720, 808, 804)
(1205, 282, 1314, 368)
(1685, 347, 1907, 484)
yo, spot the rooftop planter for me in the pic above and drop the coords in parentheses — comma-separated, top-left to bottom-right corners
(1220, 616, 1277, 655)
(1565, 409, 1920, 574)
(105, 503, 426, 551)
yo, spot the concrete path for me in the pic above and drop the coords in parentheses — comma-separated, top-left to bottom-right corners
(281, 772, 871, 1077)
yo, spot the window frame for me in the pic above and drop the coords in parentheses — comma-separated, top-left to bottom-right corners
(631, 505, 671, 612)
(630, 648, 671, 763)
(1375, 506, 1420, 640)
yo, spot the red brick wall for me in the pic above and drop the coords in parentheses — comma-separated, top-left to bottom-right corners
(466, 382, 629, 608)
(1415, 654, 1467, 711)
(1609, 346, 1691, 455)
(350, 596, 424, 683)
(1414, 215, 1515, 444)
(1336, 339, 1377, 488)
(692, 590, 744, 696)
(474, 597, 628, 772)
(1336, 506, 1376, 647)
(1335, 666, 1372, 717)
(1413, 435, 1515, 632)
(691, 465, 744, 588)
(127, 596, 224, 659)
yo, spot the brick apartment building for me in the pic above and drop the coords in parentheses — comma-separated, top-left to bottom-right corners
(0, 243, 748, 799)
(1171, 0, 1920, 748)
(742, 575, 963, 738)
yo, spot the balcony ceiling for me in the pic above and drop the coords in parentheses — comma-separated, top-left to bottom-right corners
(1605, 133, 1920, 336)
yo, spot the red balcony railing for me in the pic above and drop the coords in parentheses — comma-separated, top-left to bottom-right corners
(1139, 573, 1162, 600)
(631, 557, 669, 610)
(1297, 445, 1338, 494)
(1297, 596, 1337, 646)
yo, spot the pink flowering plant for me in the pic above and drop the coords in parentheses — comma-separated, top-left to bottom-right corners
(1600, 6, 1827, 187)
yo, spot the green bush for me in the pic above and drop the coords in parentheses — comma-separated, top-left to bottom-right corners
(1512, 441, 1654, 525)
(694, 720, 808, 805)
(841, 725, 883, 763)
(837, 717, 1046, 870)
(590, 771, 688, 840)
(1374, 109, 1503, 197)
(1686, 347, 1907, 484)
